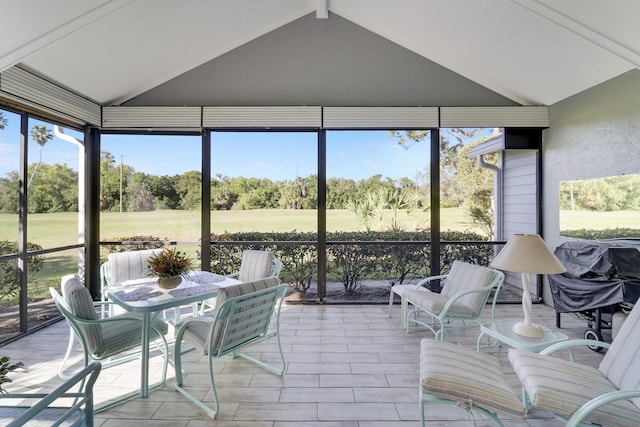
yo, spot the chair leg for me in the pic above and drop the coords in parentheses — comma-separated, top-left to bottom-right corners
(401, 295, 408, 329)
(174, 342, 220, 418)
(388, 289, 395, 317)
(421, 392, 508, 427)
(152, 329, 169, 386)
(58, 326, 78, 380)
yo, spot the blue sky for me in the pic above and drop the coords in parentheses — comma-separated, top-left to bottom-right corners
(101, 131, 431, 182)
(0, 111, 491, 182)
(0, 114, 432, 181)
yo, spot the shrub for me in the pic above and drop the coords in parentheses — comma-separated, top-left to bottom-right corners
(0, 240, 44, 302)
(209, 230, 493, 295)
(561, 228, 640, 240)
(101, 235, 165, 254)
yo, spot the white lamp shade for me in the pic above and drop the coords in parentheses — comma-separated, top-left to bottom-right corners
(491, 234, 566, 274)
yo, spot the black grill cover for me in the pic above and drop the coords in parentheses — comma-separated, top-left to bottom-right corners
(548, 240, 640, 312)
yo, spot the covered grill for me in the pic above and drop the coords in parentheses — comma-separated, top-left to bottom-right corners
(548, 240, 640, 350)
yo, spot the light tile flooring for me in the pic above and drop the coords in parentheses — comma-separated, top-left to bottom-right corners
(1, 301, 606, 426)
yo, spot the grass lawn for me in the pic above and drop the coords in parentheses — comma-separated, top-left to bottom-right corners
(560, 209, 640, 231)
(0, 208, 480, 248)
(0, 207, 481, 307)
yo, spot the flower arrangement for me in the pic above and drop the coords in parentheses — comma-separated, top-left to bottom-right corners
(147, 247, 193, 278)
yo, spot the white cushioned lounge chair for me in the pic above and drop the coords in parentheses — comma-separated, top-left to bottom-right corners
(509, 297, 640, 427)
(174, 276, 288, 418)
(403, 260, 504, 340)
(51, 274, 169, 411)
(200, 249, 282, 313)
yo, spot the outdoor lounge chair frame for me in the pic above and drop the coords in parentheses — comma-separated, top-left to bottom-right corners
(174, 280, 288, 418)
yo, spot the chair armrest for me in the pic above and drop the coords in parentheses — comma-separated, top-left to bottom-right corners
(539, 339, 611, 362)
(414, 274, 448, 289)
(565, 389, 640, 427)
(93, 301, 115, 307)
(73, 314, 145, 326)
(1, 362, 101, 427)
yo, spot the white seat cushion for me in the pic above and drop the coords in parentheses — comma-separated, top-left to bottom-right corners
(405, 288, 477, 318)
(509, 348, 640, 427)
(421, 339, 523, 419)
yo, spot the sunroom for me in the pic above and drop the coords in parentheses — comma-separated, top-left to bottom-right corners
(0, 1, 639, 424)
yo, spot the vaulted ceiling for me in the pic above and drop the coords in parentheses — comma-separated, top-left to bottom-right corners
(2, 0, 639, 108)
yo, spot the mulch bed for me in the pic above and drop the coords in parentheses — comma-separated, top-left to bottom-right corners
(285, 280, 523, 304)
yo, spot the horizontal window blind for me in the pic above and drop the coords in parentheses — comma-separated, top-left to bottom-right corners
(203, 106, 321, 128)
(322, 106, 438, 128)
(1, 66, 100, 125)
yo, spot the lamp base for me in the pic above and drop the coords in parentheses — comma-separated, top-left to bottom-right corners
(512, 321, 545, 338)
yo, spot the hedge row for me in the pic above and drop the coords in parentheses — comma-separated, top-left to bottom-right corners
(561, 228, 640, 240)
(209, 230, 492, 294)
(101, 230, 494, 295)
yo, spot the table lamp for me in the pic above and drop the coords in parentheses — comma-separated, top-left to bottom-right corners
(490, 233, 566, 337)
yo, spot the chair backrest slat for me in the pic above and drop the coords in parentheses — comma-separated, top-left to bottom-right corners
(210, 277, 283, 356)
(4, 362, 101, 427)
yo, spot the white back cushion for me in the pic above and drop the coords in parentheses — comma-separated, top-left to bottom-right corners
(238, 250, 274, 282)
(441, 260, 498, 314)
(107, 248, 163, 284)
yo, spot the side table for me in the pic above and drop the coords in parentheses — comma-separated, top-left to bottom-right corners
(477, 318, 570, 413)
(477, 318, 569, 352)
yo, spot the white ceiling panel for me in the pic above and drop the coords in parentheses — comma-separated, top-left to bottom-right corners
(523, 0, 640, 66)
(1, 0, 638, 109)
(330, 0, 635, 105)
(0, 0, 132, 72)
(21, 0, 315, 104)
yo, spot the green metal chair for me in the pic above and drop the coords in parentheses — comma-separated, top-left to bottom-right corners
(510, 300, 640, 427)
(404, 260, 505, 340)
(226, 250, 283, 282)
(0, 362, 101, 427)
(51, 274, 169, 411)
(174, 276, 288, 418)
(99, 248, 164, 316)
(200, 249, 282, 314)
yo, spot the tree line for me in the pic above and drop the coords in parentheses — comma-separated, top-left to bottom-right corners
(0, 115, 496, 236)
(560, 175, 640, 211)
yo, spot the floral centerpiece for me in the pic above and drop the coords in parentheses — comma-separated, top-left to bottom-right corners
(147, 247, 193, 289)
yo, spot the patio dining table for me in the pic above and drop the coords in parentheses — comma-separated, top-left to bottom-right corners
(104, 271, 241, 397)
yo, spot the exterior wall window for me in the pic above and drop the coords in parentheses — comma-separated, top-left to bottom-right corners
(439, 128, 498, 271)
(325, 130, 431, 300)
(208, 131, 318, 284)
(0, 112, 84, 342)
(100, 134, 202, 264)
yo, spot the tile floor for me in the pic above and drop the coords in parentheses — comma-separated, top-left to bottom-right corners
(0, 301, 605, 426)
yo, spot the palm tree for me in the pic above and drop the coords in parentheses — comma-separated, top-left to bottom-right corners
(0, 112, 7, 130)
(27, 125, 53, 189)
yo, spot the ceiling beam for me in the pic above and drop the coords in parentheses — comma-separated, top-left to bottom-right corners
(0, 0, 135, 73)
(511, 0, 640, 68)
(316, 0, 329, 19)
